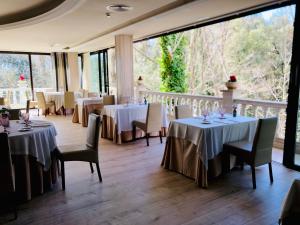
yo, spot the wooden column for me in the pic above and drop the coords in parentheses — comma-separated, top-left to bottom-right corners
(115, 35, 134, 103)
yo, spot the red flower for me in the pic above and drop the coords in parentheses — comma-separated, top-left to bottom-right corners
(230, 75, 237, 82)
(19, 74, 25, 81)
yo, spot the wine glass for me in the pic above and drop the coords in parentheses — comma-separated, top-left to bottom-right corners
(23, 113, 30, 126)
(202, 109, 209, 121)
(219, 107, 225, 118)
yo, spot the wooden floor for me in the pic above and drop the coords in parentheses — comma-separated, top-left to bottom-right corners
(1, 115, 300, 225)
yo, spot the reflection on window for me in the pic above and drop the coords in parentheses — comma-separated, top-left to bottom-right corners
(0, 54, 31, 108)
(31, 54, 56, 93)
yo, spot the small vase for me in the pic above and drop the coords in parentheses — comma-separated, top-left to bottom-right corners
(226, 81, 237, 90)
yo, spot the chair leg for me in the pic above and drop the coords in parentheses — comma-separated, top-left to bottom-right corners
(251, 166, 256, 189)
(95, 163, 102, 182)
(268, 162, 273, 183)
(90, 162, 94, 173)
(132, 125, 136, 141)
(61, 160, 65, 190)
(38, 108, 40, 116)
(159, 131, 163, 144)
(146, 133, 149, 146)
(12, 192, 17, 220)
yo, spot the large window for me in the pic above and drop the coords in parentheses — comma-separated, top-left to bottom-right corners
(90, 53, 100, 93)
(31, 54, 56, 93)
(0, 52, 57, 108)
(0, 53, 31, 108)
(90, 49, 109, 94)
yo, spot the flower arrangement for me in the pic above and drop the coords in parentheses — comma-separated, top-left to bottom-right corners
(0, 108, 10, 131)
(226, 75, 238, 89)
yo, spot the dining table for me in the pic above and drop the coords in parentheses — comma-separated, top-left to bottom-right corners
(4, 120, 58, 201)
(44, 92, 64, 112)
(72, 97, 103, 127)
(161, 115, 258, 187)
(101, 104, 168, 144)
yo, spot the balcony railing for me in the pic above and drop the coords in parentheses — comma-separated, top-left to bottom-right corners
(139, 90, 287, 148)
(0, 87, 55, 108)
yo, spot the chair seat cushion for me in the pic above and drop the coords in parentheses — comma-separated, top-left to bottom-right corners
(132, 120, 147, 131)
(57, 144, 98, 162)
(224, 140, 253, 161)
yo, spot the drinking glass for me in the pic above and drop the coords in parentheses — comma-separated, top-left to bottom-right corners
(202, 109, 209, 121)
(219, 107, 225, 118)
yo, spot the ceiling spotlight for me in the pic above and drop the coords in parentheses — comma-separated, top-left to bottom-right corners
(106, 12, 111, 18)
(106, 4, 133, 12)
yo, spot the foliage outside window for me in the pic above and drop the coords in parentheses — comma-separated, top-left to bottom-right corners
(31, 54, 56, 93)
(133, 5, 295, 102)
(159, 34, 187, 93)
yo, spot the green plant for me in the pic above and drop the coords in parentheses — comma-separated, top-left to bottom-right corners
(159, 34, 187, 93)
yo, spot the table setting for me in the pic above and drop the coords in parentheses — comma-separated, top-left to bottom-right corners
(0, 111, 58, 201)
(162, 107, 258, 187)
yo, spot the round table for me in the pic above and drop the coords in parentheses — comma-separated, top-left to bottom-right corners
(6, 120, 58, 201)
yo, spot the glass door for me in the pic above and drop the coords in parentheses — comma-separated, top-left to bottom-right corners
(283, 1, 300, 170)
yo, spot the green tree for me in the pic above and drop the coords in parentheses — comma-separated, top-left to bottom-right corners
(159, 33, 187, 93)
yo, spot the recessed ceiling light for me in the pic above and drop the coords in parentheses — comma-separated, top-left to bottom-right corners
(106, 4, 133, 12)
(106, 12, 111, 18)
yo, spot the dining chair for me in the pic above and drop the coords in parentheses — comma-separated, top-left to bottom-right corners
(132, 103, 163, 146)
(7, 109, 20, 120)
(279, 179, 300, 225)
(0, 97, 5, 105)
(175, 105, 193, 119)
(103, 95, 115, 105)
(0, 133, 17, 220)
(56, 114, 102, 190)
(63, 92, 75, 116)
(223, 117, 278, 189)
(36, 92, 55, 116)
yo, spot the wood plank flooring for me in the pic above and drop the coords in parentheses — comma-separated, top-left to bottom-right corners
(1, 115, 300, 225)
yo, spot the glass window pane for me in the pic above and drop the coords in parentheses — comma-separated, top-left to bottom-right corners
(31, 54, 56, 94)
(90, 54, 99, 92)
(0, 53, 31, 108)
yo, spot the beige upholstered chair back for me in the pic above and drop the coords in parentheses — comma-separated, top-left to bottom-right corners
(103, 95, 115, 105)
(86, 114, 101, 151)
(146, 103, 162, 133)
(0, 97, 5, 105)
(252, 117, 278, 166)
(175, 105, 193, 119)
(64, 92, 75, 109)
(36, 92, 47, 109)
(0, 133, 15, 193)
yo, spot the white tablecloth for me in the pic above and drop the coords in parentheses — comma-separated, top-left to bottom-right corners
(45, 92, 64, 109)
(102, 104, 168, 134)
(76, 97, 102, 106)
(76, 97, 103, 124)
(168, 115, 258, 168)
(8, 120, 57, 170)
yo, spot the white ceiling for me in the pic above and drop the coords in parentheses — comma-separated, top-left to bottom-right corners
(0, 0, 288, 53)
